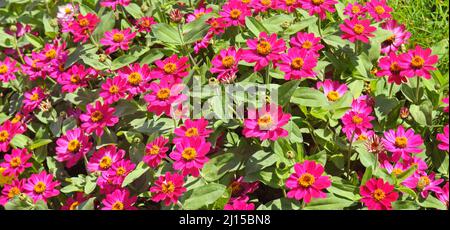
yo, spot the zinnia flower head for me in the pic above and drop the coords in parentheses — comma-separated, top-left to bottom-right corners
(366, 0, 392, 22)
(100, 0, 131, 10)
(340, 17, 376, 43)
(285, 160, 331, 203)
(0, 57, 18, 82)
(398, 45, 438, 79)
(437, 125, 449, 152)
(80, 101, 119, 136)
(103, 159, 136, 186)
(0, 179, 25, 205)
(300, 0, 337, 20)
(276, 0, 302, 12)
(57, 3, 77, 22)
(229, 176, 259, 201)
(23, 87, 46, 113)
(341, 99, 374, 136)
(194, 32, 213, 54)
(224, 197, 255, 210)
(61, 192, 88, 210)
(211, 46, 242, 81)
(220, 0, 252, 27)
(343, 2, 367, 18)
(381, 20, 411, 55)
(99, 76, 128, 104)
(443, 97, 449, 113)
(250, 0, 276, 13)
(0, 120, 24, 152)
(403, 172, 443, 198)
(23, 171, 60, 202)
(55, 128, 92, 168)
(376, 52, 407, 85)
(174, 118, 213, 143)
(290, 32, 324, 56)
(58, 64, 96, 93)
(243, 32, 286, 71)
(100, 28, 136, 54)
(207, 17, 228, 35)
(135, 16, 157, 33)
(187, 7, 213, 22)
(382, 125, 424, 161)
(360, 178, 398, 210)
(278, 47, 317, 80)
(317, 79, 348, 102)
(0, 148, 32, 177)
(243, 103, 291, 141)
(87, 145, 125, 173)
(102, 189, 137, 210)
(118, 63, 152, 96)
(68, 13, 100, 43)
(169, 137, 211, 177)
(150, 172, 186, 206)
(143, 136, 169, 168)
(437, 182, 449, 207)
(144, 80, 187, 116)
(153, 55, 190, 80)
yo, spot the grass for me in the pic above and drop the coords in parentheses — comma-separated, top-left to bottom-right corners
(388, 0, 449, 74)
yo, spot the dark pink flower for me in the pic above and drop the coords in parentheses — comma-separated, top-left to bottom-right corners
(403, 172, 443, 198)
(278, 47, 317, 80)
(398, 46, 438, 79)
(366, 0, 392, 22)
(150, 172, 186, 206)
(376, 52, 407, 85)
(23, 171, 60, 202)
(290, 32, 324, 56)
(243, 32, 286, 71)
(211, 47, 242, 81)
(0, 148, 32, 177)
(80, 101, 119, 136)
(360, 178, 398, 210)
(153, 55, 190, 80)
(144, 81, 187, 116)
(55, 128, 92, 168)
(220, 0, 252, 27)
(99, 76, 128, 104)
(58, 64, 96, 93)
(61, 192, 88, 210)
(243, 103, 291, 141)
(135, 16, 157, 33)
(87, 145, 125, 173)
(103, 159, 135, 185)
(23, 87, 46, 113)
(437, 125, 449, 152)
(224, 197, 255, 210)
(169, 137, 211, 177)
(382, 125, 423, 161)
(143, 136, 169, 168)
(300, 0, 337, 20)
(381, 20, 411, 55)
(0, 120, 24, 152)
(343, 2, 367, 18)
(0, 57, 18, 82)
(100, 0, 131, 10)
(0, 179, 25, 205)
(118, 63, 152, 96)
(340, 17, 376, 43)
(317, 79, 348, 102)
(174, 118, 213, 143)
(102, 189, 137, 210)
(100, 28, 136, 54)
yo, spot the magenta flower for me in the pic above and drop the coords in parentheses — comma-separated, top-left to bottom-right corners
(169, 137, 211, 177)
(100, 28, 136, 54)
(23, 87, 46, 113)
(187, 7, 213, 22)
(341, 99, 374, 136)
(99, 76, 128, 104)
(398, 46, 438, 79)
(58, 64, 96, 93)
(286, 160, 331, 203)
(80, 101, 119, 136)
(276, 0, 302, 12)
(242, 32, 286, 71)
(150, 172, 186, 206)
(229, 176, 259, 201)
(61, 192, 88, 210)
(0, 57, 18, 82)
(340, 17, 376, 43)
(103, 159, 136, 186)
(144, 81, 187, 116)
(174, 118, 213, 143)
(100, 0, 130, 10)
(343, 2, 367, 18)
(403, 172, 443, 198)
(381, 20, 411, 55)
(193, 31, 213, 54)
(143, 136, 169, 168)
(135, 16, 156, 33)
(382, 125, 424, 161)
(360, 178, 398, 210)
(66, 13, 100, 43)
(0, 120, 24, 152)
(207, 17, 228, 35)
(87, 145, 125, 173)
(250, 0, 275, 13)
(437, 182, 449, 208)
(0, 179, 25, 205)
(317, 79, 348, 102)
(290, 32, 324, 56)
(211, 47, 242, 81)
(278, 47, 317, 80)
(24, 171, 60, 202)
(153, 55, 190, 81)
(102, 189, 137, 210)
(0, 148, 32, 177)
(55, 128, 92, 168)
(243, 103, 291, 141)
(300, 0, 337, 20)
(220, 0, 252, 27)
(376, 52, 407, 85)
(224, 198, 255, 210)
(366, 0, 392, 22)
(22, 54, 46, 81)
(437, 125, 449, 152)
(118, 63, 152, 96)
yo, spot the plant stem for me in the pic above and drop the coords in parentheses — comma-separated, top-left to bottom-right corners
(347, 131, 356, 177)
(13, 36, 25, 64)
(415, 76, 421, 103)
(388, 83, 394, 98)
(265, 64, 271, 96)
(317, 18, 322, 37)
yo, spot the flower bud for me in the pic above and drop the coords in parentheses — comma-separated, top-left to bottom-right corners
(9, 25, 17, 33)
(400, 107, 409, 119)
(169, 9, 183, 24)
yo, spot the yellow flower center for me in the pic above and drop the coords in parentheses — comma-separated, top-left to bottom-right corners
(0, 130, 9, 142)
(351, 5, 361, 14)
(30, 93, 39, 101)
(34, 182, 46, 194)
(45, 49, 57, 59)
(357, 134, 368, 141)
(157, 88, 171, 100)
(353, 24, 365, 35)
(261, 0, 271, 6)
(392, 168, 403, 176)
(394, 136, 408, 148)
(11, 114, 22, 124)
(242, 0, 251, 3)
(372, 188, 385, 201)
(69, 201, 79, 210)
(417, 176, 430, 189)
(411, 55, 425, 69)
(67, 139, 80, 152)
(352, 115, 363, 124)
(112, 33, 124, 43)
(375, 6, 385, 15)
(390, 62, 401, 73)
(109, 85, 119, 94)
(181, 147, 197, 161)
(146, 145, 160, 155)
(0, 64, 8, 74)
(163, 62, 177, 74)
(298, 173, 315, 187)
(285, 0, 296, 6)
(222, 56, 235, 68)
(70, 74, 80, 83)
(327, 91, 340, 101)
(257, 114, 273, 130)
(10, 157, 21, 168)
(112, 201, 124, 210)
(65, 7, 72, 14)
(385, 34, 395, 44)
(185, 128, 199, 137)
(116, 167, 126, 176)
(257, 40, 272, 56)
(99, 156, 112, 170)
(302, 40, 313, 49)
(127, 72, 142, 85)
(90, 111, 103, 122)
(312, 0, 324, 6)
(230, 9, 242, 19)
(161, 181, 175, 194)
(195, 12, 205, 19)
(8, 187, 21, 199)
(291, 57, 304, 70)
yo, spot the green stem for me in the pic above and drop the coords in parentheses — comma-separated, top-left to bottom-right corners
(265, 64, 271, 95)
(317, 18, 322, 37)
(388, 83, 394, 98)
(347, 131, 356, 177)
(415, 77, 421, 104)
(13, 36, 25, 64)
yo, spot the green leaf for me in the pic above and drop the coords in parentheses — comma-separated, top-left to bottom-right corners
(92, 11, 115, 42)
(122, 162, 150, 187)
(202, 152, 241, 182)
(152, 23, 182, 45)
(111, 54, 139, 70)
(291, 87, 329, 107)
(409, 102, 432, 126)
(29, 139, 52, 150)
(183, 183, 227, 210)
(395, 165, 417, 184)
(24, 33, 44, 49)
(303, 196, 354, 210)
(77, 197, 96, 210)
(124, 3, 144, 18)
(183, 16, 211, 44)
(10, 134, 32, 148)
(84, 174, 97, 194)
(245, 17, 268, 37)
(418, 195, 447, 210)
(356, 147, 376, 168)
(361, 167, 372, 185)
(278, 80, 300, 107)
(396, 186, 417, 199)
(257, 198, 301, 210)
(245, 150, 278, 175)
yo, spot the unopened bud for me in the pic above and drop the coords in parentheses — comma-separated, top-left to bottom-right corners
(281, 21, 291, 29)
(9, 25, 17, 33)
(400, 107, 409, 119)
(286, 150, 295, 159)
(99, 54, 107, 62)
(169, 9, 183, 24)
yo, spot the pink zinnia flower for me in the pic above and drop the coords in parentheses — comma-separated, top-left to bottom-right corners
(243, 32, 286, 71)
(376, 52, 407, 85)
(229, 176, 259, 201)
(80, 101, 119, 136)
(341, 99, 374, 136)
(187, 7, 213, 22)
(317, 79, 348, 102)
(57, 4, 77, 22)
(100, 0, 131, 10)
(360, 178, 398, 210)
(100, 76, 128, 104)
(437, 125, 449, 152)
(174, 118, 213, 142)
(220, 0, 252, 27)
(150, 172, 186, 206)
(278, 47, 317, 80)
(290, 32, 324, 56)
(55, 128, 92, 168)
(135, 16, 157, 33)
(144, 81, 187, 116)
(398, 46, 438, 79)
(58, 64, 96, 93)
(437, 182, 449, 208)
(102, 189, 137, 210)
(103, 159, 136, 185)
(143, 136, 169, 168)
(207, 17, 228, 35)
(169, 137, 211, 177)
(286, 160, 331, 203)
(366, 0, 392, 22)
(194, 32, 213, 54)
(343, 2, 367, 18)
(340, 17, 376, 43)
(211, 47, 242, 81)
(23, 171, 60, 202)
(300, 0, 337, 20)
(0, 148, 32, 177)
(0, 179, 25, 205)
(0, 120, 24, 152)
(224, 197, 255, 210)
(250, 0, 275, 13)
(68, 13, 100, 43)
(87, 145, 125, 173)
(118, 63, 152, 96)
(153, 55, 190, 81)
(23, 87, 46, 113)
(22, 54, 46, 81)
(381, 20, 411, 55)
(243, 103, 291, 141)
(382, 125, 424, 161)
(100, 28, 136, 54)
(61, 192, 88, 210)
(403, 172, 443, 198)
(0, 57, 18, 82)
(276, 0, 302, 12)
